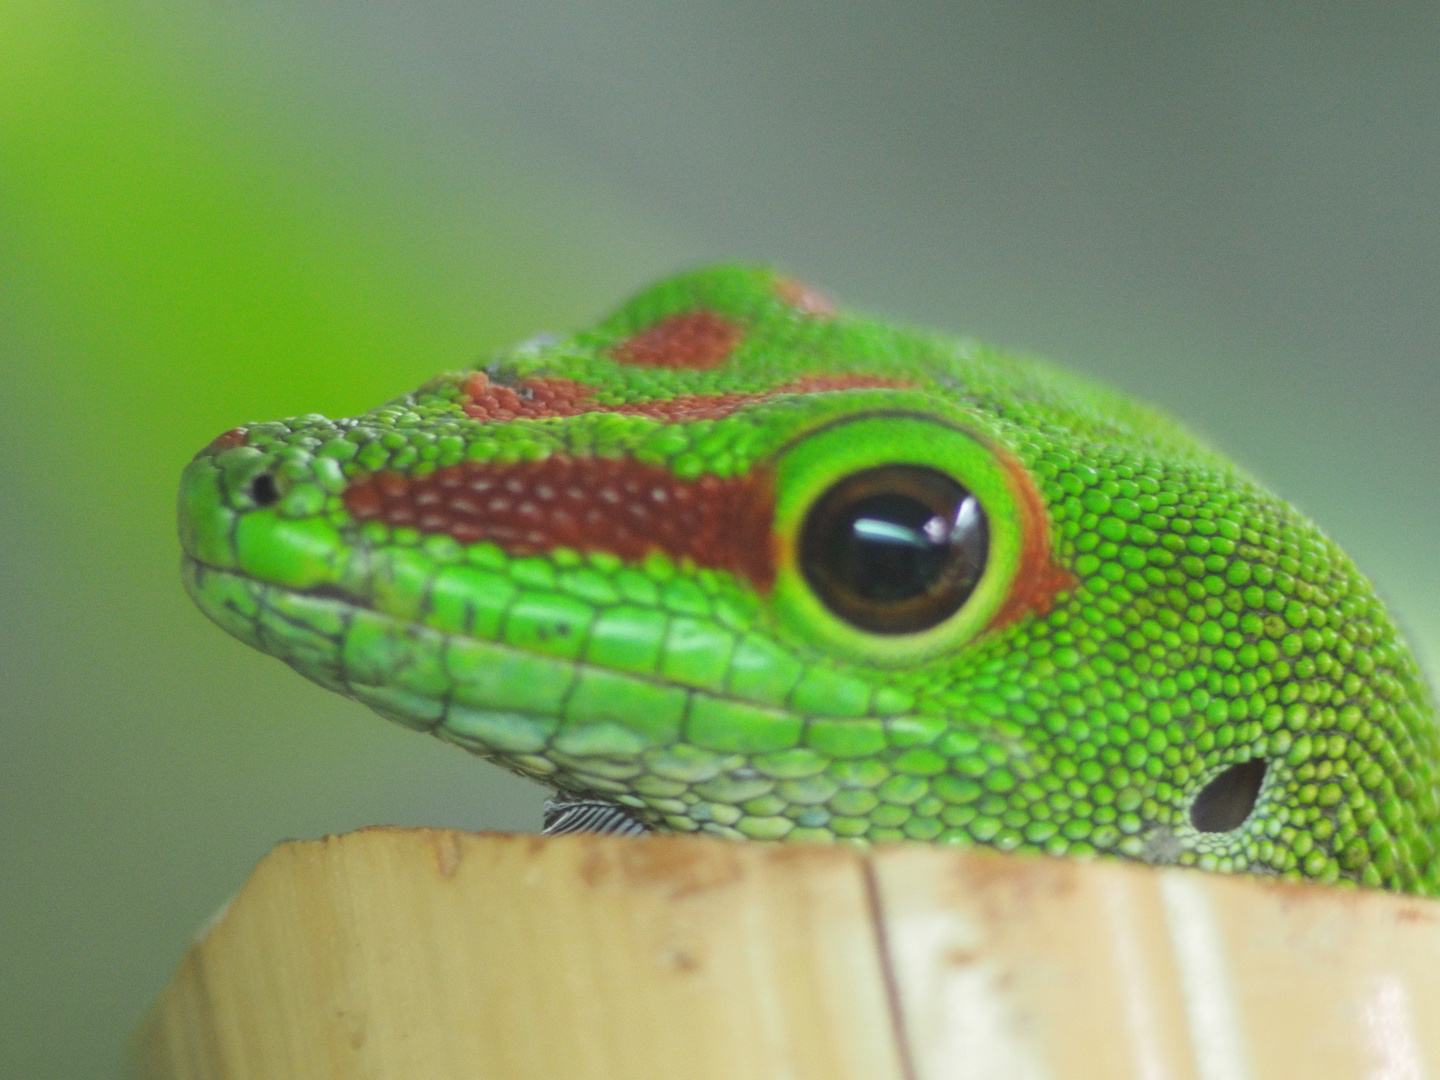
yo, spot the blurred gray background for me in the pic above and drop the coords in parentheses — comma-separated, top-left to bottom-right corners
(2, 3, 1437, 1075)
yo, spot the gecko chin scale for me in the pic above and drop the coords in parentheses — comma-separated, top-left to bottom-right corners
(799, 465, 989, 634)
(1190, 758, 1268, 833)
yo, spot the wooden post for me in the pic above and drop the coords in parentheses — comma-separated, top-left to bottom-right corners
(130, 828, 1440, 1079)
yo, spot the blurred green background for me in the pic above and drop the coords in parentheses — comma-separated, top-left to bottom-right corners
(2, 3, 1437, 1075)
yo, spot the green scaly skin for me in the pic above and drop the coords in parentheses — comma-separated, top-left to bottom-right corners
(178, 266, 1440, 893)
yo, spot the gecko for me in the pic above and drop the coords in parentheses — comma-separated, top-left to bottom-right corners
(177, 265, 1440, 894)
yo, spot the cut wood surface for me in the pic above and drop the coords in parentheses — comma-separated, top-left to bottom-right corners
(130, 828, 1440, 1080)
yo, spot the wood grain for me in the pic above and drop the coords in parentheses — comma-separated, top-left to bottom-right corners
(130, 829, 1440, 1080)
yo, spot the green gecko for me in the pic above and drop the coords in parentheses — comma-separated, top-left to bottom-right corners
(178, 265, 1440, 894)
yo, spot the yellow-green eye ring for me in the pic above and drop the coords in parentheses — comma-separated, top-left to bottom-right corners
(770, 414, 1062, 666)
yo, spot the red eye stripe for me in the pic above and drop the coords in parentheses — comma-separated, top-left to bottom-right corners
(344, 456, 777, 591)
(984, 452, 1077, 632)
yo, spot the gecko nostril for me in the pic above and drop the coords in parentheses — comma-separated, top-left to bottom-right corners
(1190, 758, 1268, 833)
(250, 474, 280, 508)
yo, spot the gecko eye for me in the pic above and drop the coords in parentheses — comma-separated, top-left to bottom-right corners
(249, 474, 280, 507)
(1190, 758, 1267, 832)
(800, 465, 989, 633)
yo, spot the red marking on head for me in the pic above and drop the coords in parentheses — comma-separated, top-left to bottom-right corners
(778, 374, 904, 395)
(984, 455, 1077, 633)
(606, 375, 907, 422)
(611, 311, 743, 370)
(201, 427, 249, 456)
(774, 278, 836, 317)
(463, 372, 908, 424)
(345, 457, 776, 591)
(462, 373, 594, 421)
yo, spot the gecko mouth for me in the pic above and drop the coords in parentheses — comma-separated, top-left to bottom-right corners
(181, 555, 372, 613)
(183, 555, 673, 829)
(298, 582, 369, 608)
(178, 556, 827, 832)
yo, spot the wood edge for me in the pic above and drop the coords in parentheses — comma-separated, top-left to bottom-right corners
(130, 829, 1440, 1080)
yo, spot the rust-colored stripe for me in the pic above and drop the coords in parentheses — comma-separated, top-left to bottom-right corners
(610, 310, 744, 370)
(199, 427, 249, 456)
(462, 374, 593, 421)
(985, 452, 1077, 632)
(344, 456, 777, 591)
(462, 372, 908, 423)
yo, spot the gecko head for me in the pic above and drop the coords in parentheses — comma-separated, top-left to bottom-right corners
(179, 265, 1440, 892)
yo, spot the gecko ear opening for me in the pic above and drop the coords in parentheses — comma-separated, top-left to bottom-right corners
(1190, 758, 1267, 833)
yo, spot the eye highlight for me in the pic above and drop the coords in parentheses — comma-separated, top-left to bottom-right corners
(799, 465, 989, 633)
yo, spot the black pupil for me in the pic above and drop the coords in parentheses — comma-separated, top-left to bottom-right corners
(840, 493, 965, 602)
(801, 466, 989, 634)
